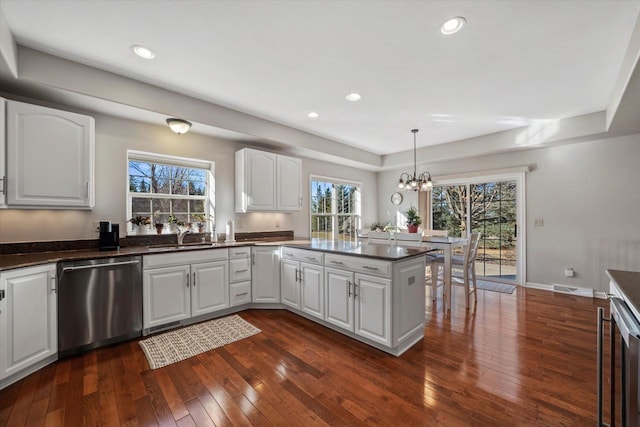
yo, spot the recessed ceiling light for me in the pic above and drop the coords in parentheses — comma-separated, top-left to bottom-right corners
(440, 16, 466, 36)
(131, 45, 156, 59)
(307, 112, 319, 118)
(345, 93, 361, 102)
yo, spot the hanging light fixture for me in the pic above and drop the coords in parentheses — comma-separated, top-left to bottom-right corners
(397, 129, 433, 191)
(166, 118, 192, 135)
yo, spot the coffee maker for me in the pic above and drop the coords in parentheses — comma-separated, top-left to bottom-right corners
(99, 221, 120, 250)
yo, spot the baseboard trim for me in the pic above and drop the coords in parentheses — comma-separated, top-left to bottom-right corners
(526, 282, 595, 298)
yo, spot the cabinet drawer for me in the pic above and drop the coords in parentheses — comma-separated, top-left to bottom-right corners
(229, 246, 251, 259)
(144, 248, 228, 269)
(281, 247, 323, 265)
(230, 281, 251, 306)
(324, 253, 391, 278)
(230, 258, 251, 283)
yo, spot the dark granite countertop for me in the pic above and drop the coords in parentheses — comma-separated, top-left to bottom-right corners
(0, 241, 258, 271)
(282, 240, 433, 261)
(607, 269, 640, 318)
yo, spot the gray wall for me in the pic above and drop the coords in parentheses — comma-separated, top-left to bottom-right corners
(0, 113, 378, 242)
(378, 133, 640, 292)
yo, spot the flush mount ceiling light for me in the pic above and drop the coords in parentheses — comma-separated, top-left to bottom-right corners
(440, 16, 466, 35)
(307, 112, 319, 118)
(131, 45, 156, 59)
(345, 93, 361, 102)
(166, 118, 192, 135)
(397, 129, 432, 192)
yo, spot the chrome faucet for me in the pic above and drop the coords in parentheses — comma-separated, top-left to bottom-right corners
(177, 226, 191, 245)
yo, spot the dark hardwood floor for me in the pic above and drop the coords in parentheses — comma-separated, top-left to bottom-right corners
(0, 285, 606, 426)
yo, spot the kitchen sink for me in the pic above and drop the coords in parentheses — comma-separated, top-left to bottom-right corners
(145, 243, 219, 251)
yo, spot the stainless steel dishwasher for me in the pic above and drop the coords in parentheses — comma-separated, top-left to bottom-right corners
(57, 256, 142, 357)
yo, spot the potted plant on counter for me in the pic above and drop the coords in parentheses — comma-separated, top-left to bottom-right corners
(129, 215, 151, 234)
(405, 206, 421, 233)
(192, 213, 210, 233)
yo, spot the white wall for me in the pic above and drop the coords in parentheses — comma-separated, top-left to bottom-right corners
(0, 112, 377, 242)
(378, 134, 640, 292)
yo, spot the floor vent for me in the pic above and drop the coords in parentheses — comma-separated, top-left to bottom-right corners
(552, 284, 594, 298)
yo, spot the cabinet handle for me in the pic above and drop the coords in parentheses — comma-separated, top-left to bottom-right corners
(285, 253, 294, 257)
(252, 253, 255, 266)
(348, 281, 352, 298)
(330, 260, 344, 265)
(304, 256, 315, 260)
(236, 292, 249, 297)
(50, 274, 56, 293)
(354, 283, 359, 298)
(295, 268, 299, 282)
(0, 289, 5, 301)
(363, 266, 379, 271)
(0, 176, 5, 195)
(85, 182, 89, 198)
(235, 269, 248, 273)
(193, 272, 196, 287)
(186, 273, 189, 288)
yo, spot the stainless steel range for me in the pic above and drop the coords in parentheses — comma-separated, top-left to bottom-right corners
(598, 269, 640, 427)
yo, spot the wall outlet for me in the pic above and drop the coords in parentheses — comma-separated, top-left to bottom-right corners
(564, 267, 575, 277)
(534, 218, 544, 227)
(275, 221, 280, 228)
(93, 221, 101, 233)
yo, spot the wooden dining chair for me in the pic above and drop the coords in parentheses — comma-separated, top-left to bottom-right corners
(434, 232, 481, 308)
(368, 231, 392, 245)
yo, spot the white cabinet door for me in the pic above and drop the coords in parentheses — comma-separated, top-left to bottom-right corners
(252, 247, 281, 303)
(281, 259, 300, 309)
(300, 263, 324, 319)
(6, 100, 94, 208)
(276, 155, 302, 211)
(324, 267, 354, 332)
(143, 265, 191, 329)
(0, 264, 57, 380)
(236, 148, 276, 212)
(191, 261, 228, 316)
(354, 274, 391, 346)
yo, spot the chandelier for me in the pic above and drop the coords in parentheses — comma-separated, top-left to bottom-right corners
(398, 129, 432, 191)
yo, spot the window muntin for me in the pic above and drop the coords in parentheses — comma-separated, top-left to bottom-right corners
(311, 177, 361, 241)
(127, 151, 214, 233)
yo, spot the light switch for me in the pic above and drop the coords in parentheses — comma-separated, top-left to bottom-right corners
(534, 219, 544, 227)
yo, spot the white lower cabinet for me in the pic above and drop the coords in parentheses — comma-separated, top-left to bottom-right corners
(0, 264, 57, 383)
(325, 267, 391, 346)
(143, 250, 229, 331)
(281, 248, 324, 319)
(229, 247, 251, 307)
(251, 246, 281, 303)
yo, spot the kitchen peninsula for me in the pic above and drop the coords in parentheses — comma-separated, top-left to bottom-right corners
(280, 240, 429, 356)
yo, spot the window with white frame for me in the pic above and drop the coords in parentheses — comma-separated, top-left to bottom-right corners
(310, 176, 361, 241)
(127, 150, 214, 233)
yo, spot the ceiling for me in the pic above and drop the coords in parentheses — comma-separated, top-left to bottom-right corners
(1, 0, 639, 161)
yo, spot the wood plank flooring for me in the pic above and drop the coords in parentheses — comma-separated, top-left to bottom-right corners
(0, 286, 606, 426)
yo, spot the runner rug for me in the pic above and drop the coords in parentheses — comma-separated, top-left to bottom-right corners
(139, 314, 261, 369)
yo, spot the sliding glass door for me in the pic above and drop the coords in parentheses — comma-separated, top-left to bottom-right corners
(430, 174, 524, 284)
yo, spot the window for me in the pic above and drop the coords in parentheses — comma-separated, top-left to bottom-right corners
(127, 151, 214, 233)
(310, 176, 361, 241)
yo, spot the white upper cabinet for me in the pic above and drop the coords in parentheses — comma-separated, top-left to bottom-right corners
(5, 100, 95, 209)
(276, 154, 302, 210)
(235, 148, 301, 212)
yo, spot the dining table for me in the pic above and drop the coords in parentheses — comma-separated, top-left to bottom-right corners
(420, 236, 468, 311)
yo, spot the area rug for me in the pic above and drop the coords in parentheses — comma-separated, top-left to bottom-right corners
(139, 314, 261, 369)
(476, 280, 517, 294)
